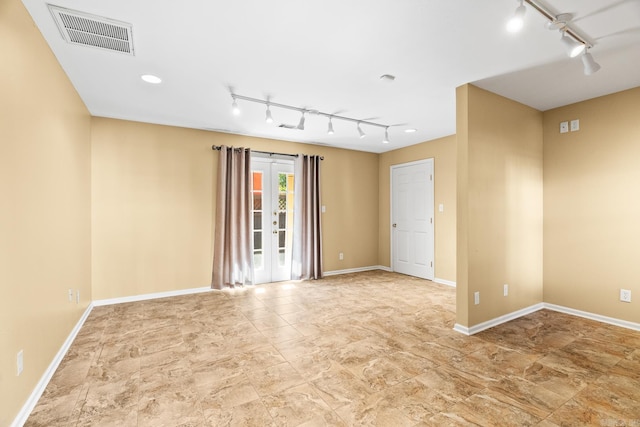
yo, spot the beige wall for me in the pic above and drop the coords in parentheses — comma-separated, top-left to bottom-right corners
(0, 0, 92, 424)
(91, 119, 216, 300)
(91, 118, 380, 300)
(457, 84, 544, 327)
(543, 87, 640, 324)
(378, 135, 457, 282)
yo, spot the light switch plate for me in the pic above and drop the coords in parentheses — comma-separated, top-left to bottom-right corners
(570, 119, 580, 132)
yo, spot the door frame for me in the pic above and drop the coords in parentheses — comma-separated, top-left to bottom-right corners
(390, 158, 435, 279)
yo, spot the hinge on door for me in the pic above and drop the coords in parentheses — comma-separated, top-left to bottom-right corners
(430, 174, 433, 181)
(430, 217, 433, 224)
(430, 261, 433, 267)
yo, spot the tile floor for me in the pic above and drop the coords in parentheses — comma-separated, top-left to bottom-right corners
(26, 271, 640, 426)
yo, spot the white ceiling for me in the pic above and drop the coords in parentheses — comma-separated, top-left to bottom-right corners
(20, 0, 640, 153)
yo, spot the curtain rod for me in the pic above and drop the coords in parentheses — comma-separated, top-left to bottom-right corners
(211, 145, 324, 160)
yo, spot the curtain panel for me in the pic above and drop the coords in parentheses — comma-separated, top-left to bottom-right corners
(212, 146, 254, 289)
(292, 155, 323, 280)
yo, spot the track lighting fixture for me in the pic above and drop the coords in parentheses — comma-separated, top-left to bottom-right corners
(506, 0, 526, 33)
(231, 96, 240, 115)
(297, 111, 306, 130)
(560, 31, 585, 58)
(265, 104, 273, 123)
(229, 93, 398, 143)
(383, 127, 390, 144)
(506, 1, 601, 76)
(581, 49, 601, 76)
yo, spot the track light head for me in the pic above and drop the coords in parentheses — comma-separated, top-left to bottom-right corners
(327, 117, 334, 135)
(582, 50, 601, 76)
(297, 111, 306, 130)
(357, 122, 366, 139)
(231, 96, 240, 116)
(265, 104, 273, 123)
(560, 31, 585, 58)
(383, 127, 390, 144)
(506, 0, 526, 33)
(546, 13, 572, 31)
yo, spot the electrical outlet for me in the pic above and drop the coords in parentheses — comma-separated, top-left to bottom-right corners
(503, 284, 509, 297)
(76, 290, 80, 304)
(17, 350, 23, 376)
(68, 289, 73, 302)
(620, 289, 631, 303)
(560, 121, 569, 133)
(339, 252, 344, 260)
(474, 291, 480, 305)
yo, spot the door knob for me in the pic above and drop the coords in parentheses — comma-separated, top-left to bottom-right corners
(273, 221, 277, 225)
(393, 223, 397, 228)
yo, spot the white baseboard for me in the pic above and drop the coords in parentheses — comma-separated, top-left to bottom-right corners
(11, 304, 94, 427)
(454, 302, 640, 336)
(544, 303, 640, 332)
(434, 277, 456, 287)
(323, 265, 391, 276)
(323, 268, 454, 289)
(93, 286, 212, 306)
(454, 303, 545, 336)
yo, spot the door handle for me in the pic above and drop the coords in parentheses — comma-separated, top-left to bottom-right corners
(393, 223, 397, 228)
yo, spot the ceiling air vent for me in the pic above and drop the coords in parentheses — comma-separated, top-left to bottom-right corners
(48, 4, 134, 55)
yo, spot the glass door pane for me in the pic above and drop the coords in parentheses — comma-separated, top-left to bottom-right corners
(252, 170, 264, 273)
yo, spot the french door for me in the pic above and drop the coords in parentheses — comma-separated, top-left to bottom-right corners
(391, 159, 434, 280)
(252, 158, 295, 284)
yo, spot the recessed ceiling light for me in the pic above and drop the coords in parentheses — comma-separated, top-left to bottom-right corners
(404, 128, 417, 133)
(141, 74, 162, 84)
(379, 74, 396, 82)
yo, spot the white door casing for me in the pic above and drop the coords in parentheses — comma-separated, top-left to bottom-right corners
(391, 159, 434, 280)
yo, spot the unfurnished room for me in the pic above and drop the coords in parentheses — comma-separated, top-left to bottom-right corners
(2, 0, 640, 426)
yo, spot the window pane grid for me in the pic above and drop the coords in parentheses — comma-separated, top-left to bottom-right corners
(252, 171, 264, 270)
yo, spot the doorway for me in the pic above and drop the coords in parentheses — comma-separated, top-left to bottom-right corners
(391, 159, 434, 280)
(252, 158, 295, 284)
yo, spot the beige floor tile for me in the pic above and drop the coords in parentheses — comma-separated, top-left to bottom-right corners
(203, 398, 275, 426)
(442, 391, 542, 426)
(248, 362, 306, 396)
(261, 383, 345, 426)
(24, 271, 640, 426)
(198, 372, 260, 411)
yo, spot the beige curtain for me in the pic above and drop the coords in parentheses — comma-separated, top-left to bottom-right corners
(292, 155, 323, 280)
(212, 146, 254, 289)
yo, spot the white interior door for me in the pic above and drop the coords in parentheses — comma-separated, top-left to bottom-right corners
(252, 158, 294, 284)
(391, 159, 434, 280)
